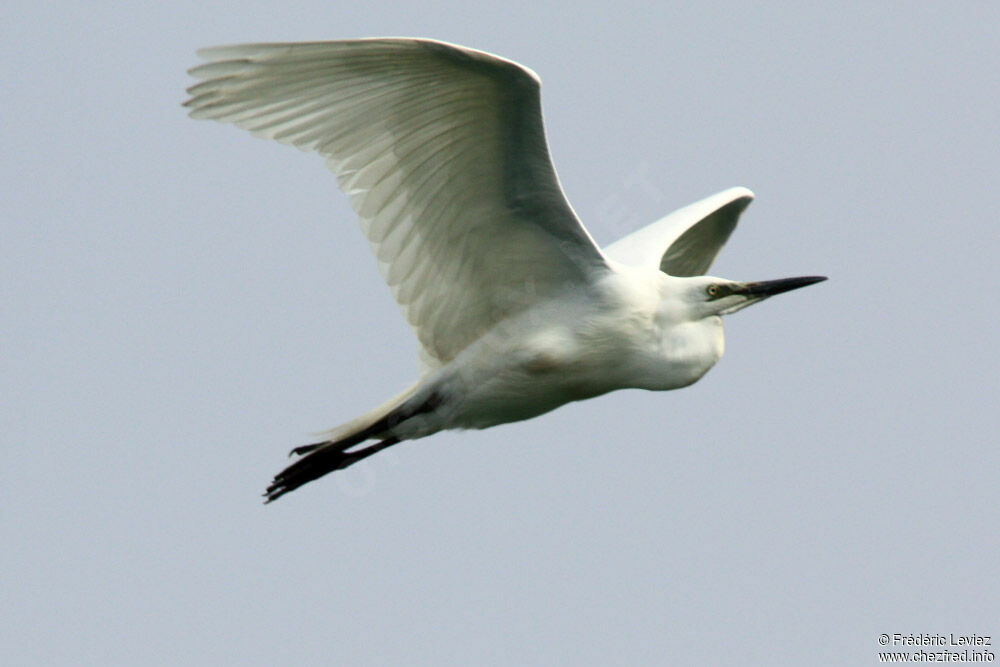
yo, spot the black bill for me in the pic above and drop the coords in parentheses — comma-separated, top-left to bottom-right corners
(735, 275, 828, 298)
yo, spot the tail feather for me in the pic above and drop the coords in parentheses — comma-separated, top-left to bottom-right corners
(316, 383, 420, 445)
(263, 387, 445, 503)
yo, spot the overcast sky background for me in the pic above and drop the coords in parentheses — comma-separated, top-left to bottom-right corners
(4, 2, 999, 664)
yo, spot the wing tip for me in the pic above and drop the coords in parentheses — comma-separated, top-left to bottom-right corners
(721, 185, 755, 204)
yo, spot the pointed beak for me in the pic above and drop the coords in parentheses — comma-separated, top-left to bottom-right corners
(733, 275, 827, 298)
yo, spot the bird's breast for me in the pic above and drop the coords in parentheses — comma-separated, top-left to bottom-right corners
(628, 316, 725, 391)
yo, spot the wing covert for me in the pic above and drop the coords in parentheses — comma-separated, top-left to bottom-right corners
(186, 39, 608, 370)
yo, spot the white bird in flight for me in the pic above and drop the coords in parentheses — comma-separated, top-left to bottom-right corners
(185, 38, 826, 502)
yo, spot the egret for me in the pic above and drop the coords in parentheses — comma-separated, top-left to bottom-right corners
(185, 38, 826, 502)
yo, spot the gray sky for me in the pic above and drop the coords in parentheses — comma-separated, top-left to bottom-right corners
(4, 2, 999, 664)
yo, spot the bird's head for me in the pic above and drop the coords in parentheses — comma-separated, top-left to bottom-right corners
(680, 274, 827, 319)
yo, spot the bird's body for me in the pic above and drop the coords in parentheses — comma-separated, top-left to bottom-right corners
(185, 38, 825, 502)
(401, 265, 723, 434)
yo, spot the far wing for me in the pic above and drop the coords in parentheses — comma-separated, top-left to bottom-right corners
(603, 187, 753, 276)
(186, 39, 608, 369)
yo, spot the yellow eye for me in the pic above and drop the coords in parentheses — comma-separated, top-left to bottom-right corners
(706, 284, 720, 298)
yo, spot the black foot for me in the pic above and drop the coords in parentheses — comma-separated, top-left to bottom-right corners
(289, 441, 325, 457)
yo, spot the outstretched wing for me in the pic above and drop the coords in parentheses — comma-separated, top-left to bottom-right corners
(186, 39, 608, 370)
(603, 187, 753, 276)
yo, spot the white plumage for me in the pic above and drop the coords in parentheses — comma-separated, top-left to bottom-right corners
(188, 39, 604, 372)
(185, 38, 825, 502)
